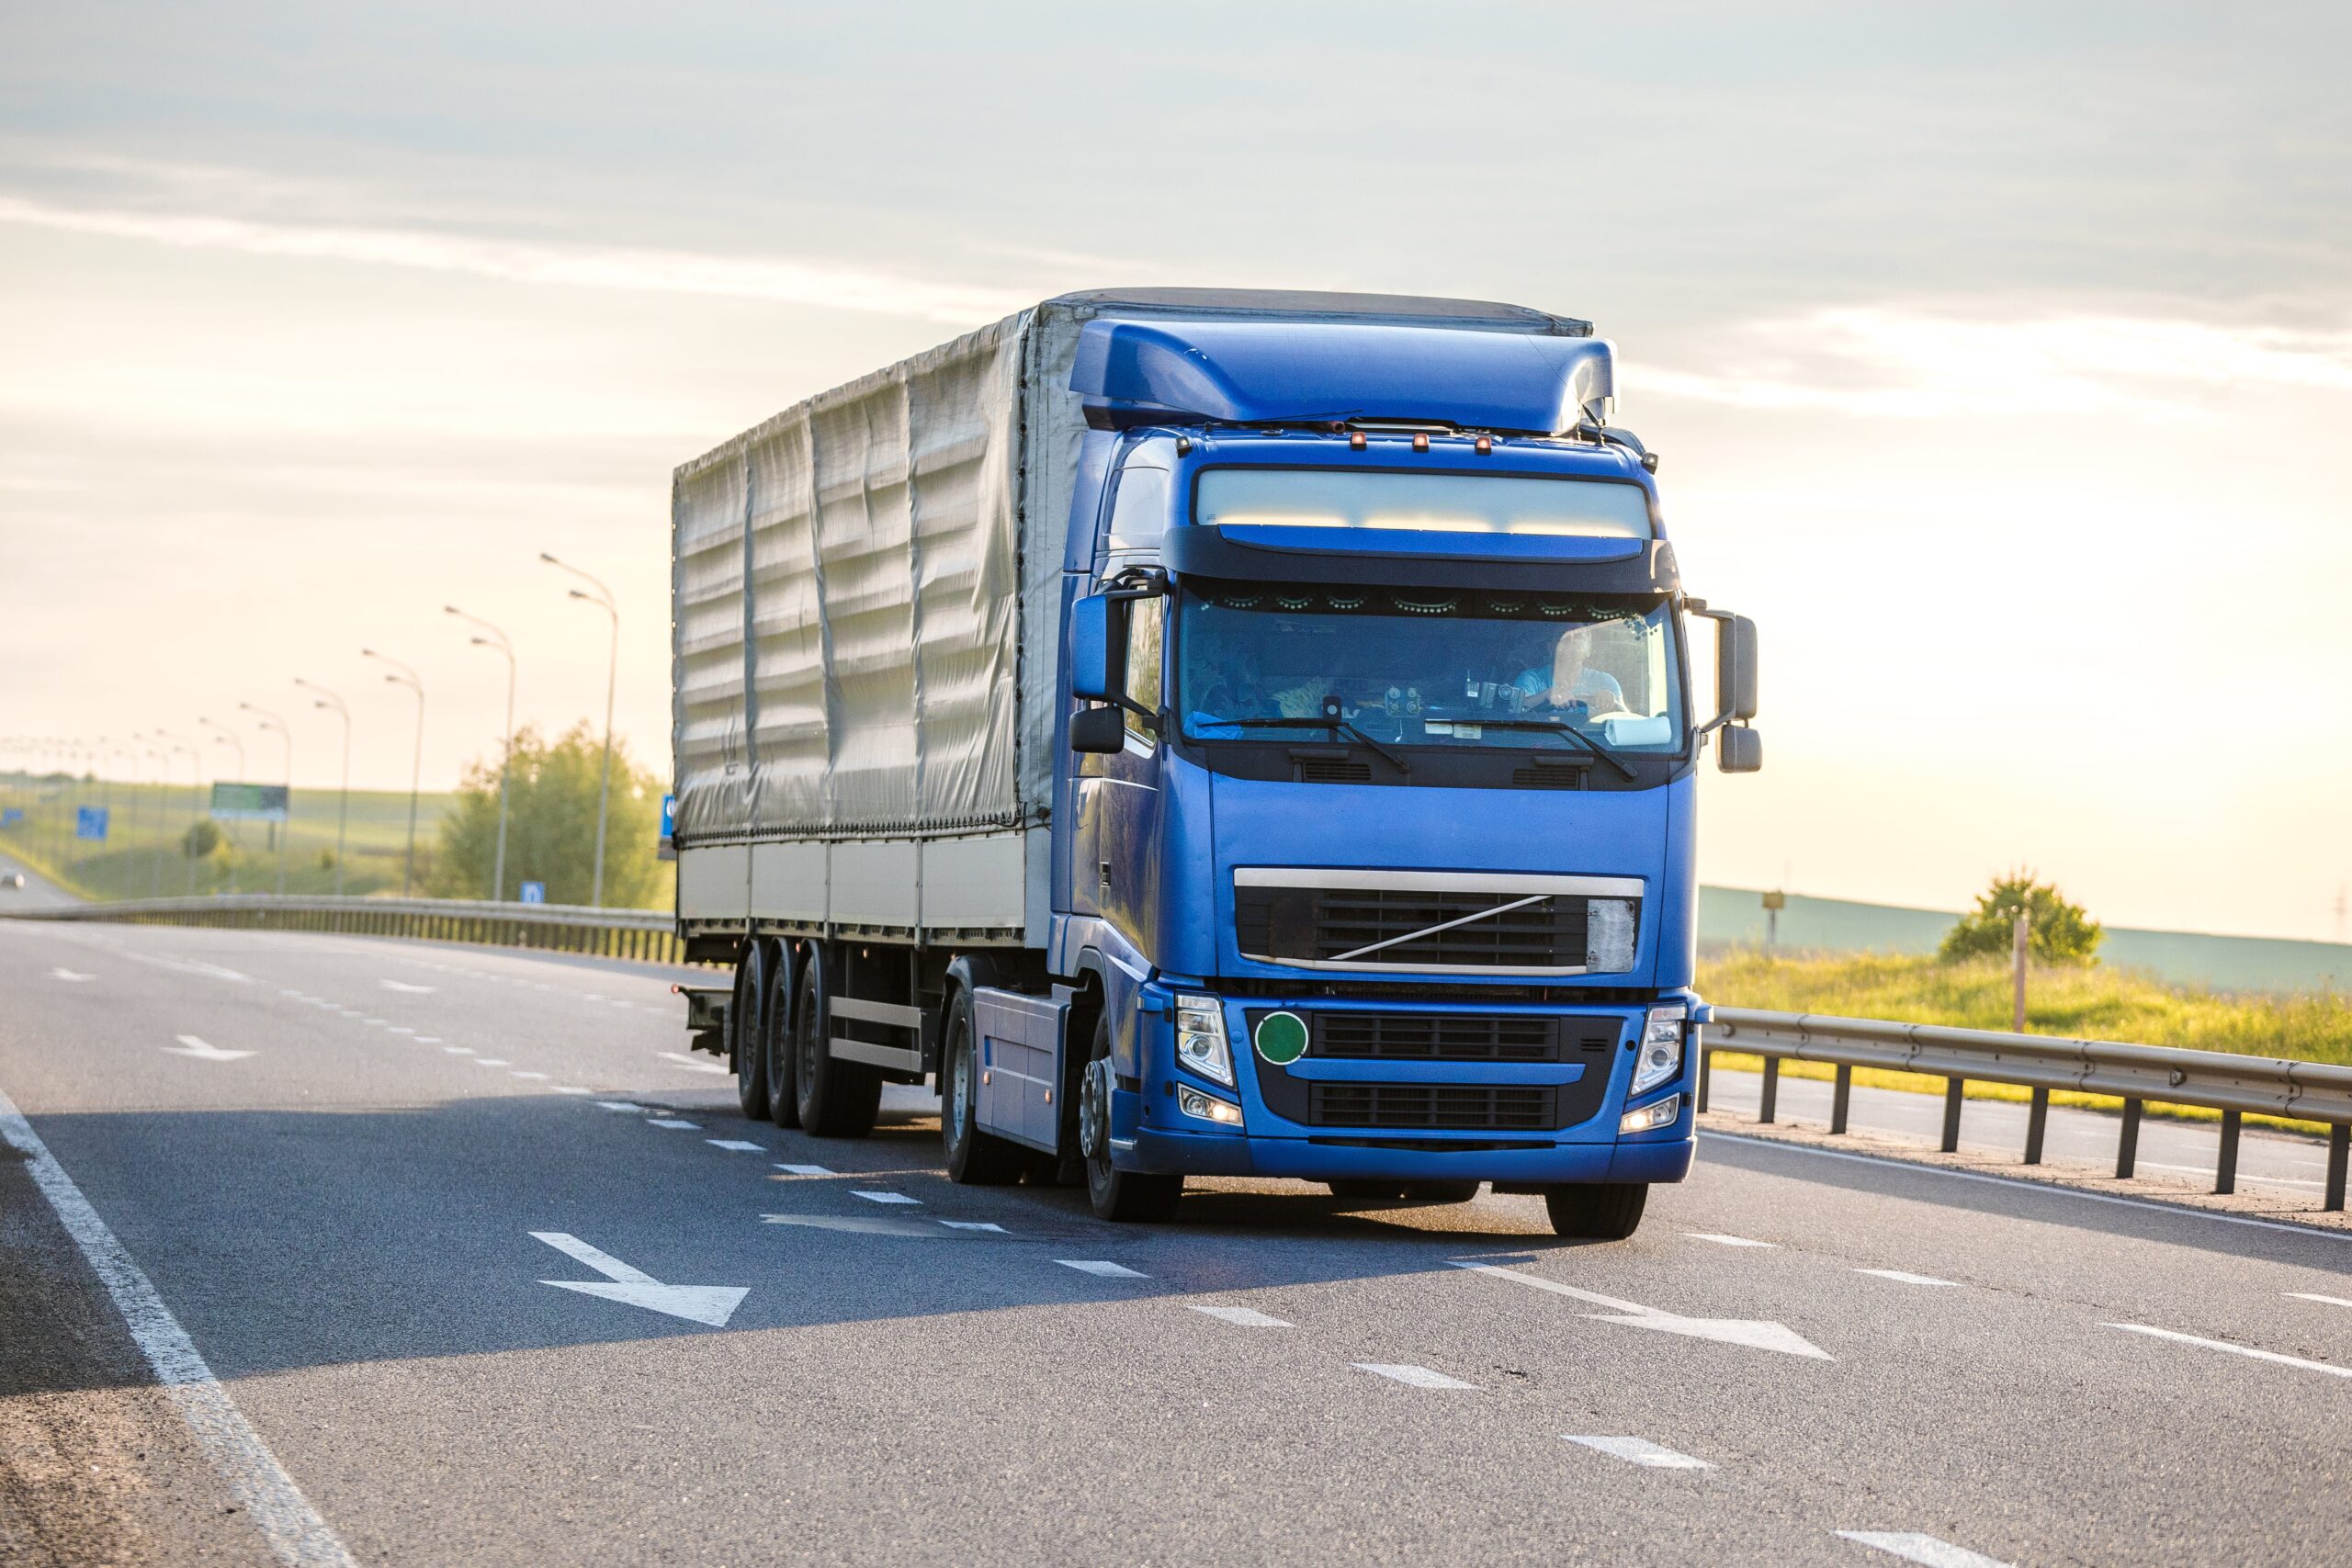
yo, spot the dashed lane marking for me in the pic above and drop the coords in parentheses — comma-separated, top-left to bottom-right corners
(443, 1046, 473, 1055)
(1855, 1269, 1961, 1288)
(472, 1058, 512, 1067)
(707, 1140, 765, 1153)
(387, 1027, 414, 1035)
(1187, 1303, 1293, 1327)
(0, 1084, 359, 1567)
(415, 1036, 443, 1044)
(853, 1190, 921, 1204)
(657, 1051, 731, 1076)
(1686, 1233, 1779, 1248)
(939, 1221, 1009, 1234)
(775, 1163, 835, 1176)
(379, 980, 435, 993)
(553, 1087, 593, 1096)
(361, 1019, 390, 1026)
(1057, 1259, 1148, 1279)
(2287, 1292, 2352, 1309)
(1352, 1363, 1476, 1390)
(2106, 1322, 2352, 1379)
(50, 968, 95, 982)
(647, 1118, 700, 1130)
(1563, 1436, 1711, 1469)
(597, 1101, 649, 1112)
(1836, 1531, 2016, 1567)
(510, 1071, 549, 1081)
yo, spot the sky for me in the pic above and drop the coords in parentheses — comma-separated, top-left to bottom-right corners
(2, 2, 2347, 941)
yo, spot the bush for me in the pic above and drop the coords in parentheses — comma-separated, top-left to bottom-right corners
(426, 721, 662, 907)
(180, 819, 220, 860)
(1939, 871, 2102, 965)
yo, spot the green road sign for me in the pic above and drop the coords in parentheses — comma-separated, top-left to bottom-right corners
(210, 782, 289, 822)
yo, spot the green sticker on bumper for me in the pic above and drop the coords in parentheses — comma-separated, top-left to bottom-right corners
(1253, 1010, 1308, 1066)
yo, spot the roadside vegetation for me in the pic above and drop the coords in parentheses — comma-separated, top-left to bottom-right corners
(426, 722, 666, 907)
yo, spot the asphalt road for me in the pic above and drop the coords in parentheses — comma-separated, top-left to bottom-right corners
(3, 915, 2348, 1567)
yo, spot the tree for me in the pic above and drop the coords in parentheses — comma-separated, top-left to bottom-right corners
(426, 721, 664, 908)
(1939, 871, 2102, 966)
(181, 819, 220, 860)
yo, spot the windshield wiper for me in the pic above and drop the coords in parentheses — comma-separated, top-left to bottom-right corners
(1461, 716, 1639, 781)
(1193, 716, 1410, 777)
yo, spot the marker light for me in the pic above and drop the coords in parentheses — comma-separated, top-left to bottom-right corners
(1177, 1084, 1245, 1126)
(1619, 1094, 1681, 1134)
(1175, 994, 1235, 1087)
(1631, 1006, 1686, 1096)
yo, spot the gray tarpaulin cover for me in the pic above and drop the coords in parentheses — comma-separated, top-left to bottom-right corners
(671, 307, 1087, 845)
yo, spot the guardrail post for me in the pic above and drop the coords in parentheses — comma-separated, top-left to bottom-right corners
(2117, 1098, 2143, 1179)
(1696, 1048, 1713, 1113)
(1940, 1078, 1964, 1153)
(2327, 1125, 2348, 1213)
(1830, 1064, 1852, 1134)
(2216, 1111, 2241, 1196)
(2024, 1086, 2050, 1165)
(1758, 1056, 1780, 1123)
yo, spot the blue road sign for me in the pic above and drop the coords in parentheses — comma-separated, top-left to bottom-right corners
(519, 881, 547, 905)
(660, 794, 675, 840)
(1, 807, 21, 829)
(75, 806, 108, 841)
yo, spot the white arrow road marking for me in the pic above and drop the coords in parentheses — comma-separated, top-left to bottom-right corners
(1353, 1363, 1476, 1389)
(2288, 1292, 2352, 1309)
(1836, 1531, 2016, 1567)
(379, 979, 435, 993)
(164, 1035, 254, 1063)
(1856, 1269, 1961, 1288)
(657, 1051, 731, 1076)
(1563, 1436, 1712, 1470)
(1686, 1232, 1778, 1248)
(531, 1233, 746, 1328)
(853, 1190, 919, 1205)
(1188, 1303, 1292, 1327)
(51, 967, 95, 982)
(1057, 1259, 1147, 1279)
(1449, 1261, 1832, 1360)
(2106, 1322, 2352, 1379)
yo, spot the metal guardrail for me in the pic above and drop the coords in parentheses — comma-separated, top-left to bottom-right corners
(1700, 1007, 2352, 1211)
(1, 893, 695, 966)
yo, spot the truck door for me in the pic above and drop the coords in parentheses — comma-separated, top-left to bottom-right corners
(1070, 568, 1166, 949)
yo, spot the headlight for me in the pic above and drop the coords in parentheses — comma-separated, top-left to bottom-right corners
(1177, 1084, 1245, 1125)
(1174, 994, 1235, 1087)
(1619, 1093, 1680, 1134)
(1630, 1006, 1685, 1096)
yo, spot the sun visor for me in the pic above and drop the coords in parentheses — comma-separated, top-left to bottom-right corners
(1163, 525, 1679, 594)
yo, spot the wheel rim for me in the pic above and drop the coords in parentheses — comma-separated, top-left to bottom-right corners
(946, 1025, 972, 1149)
(797, 972, 821, 1085)
(1078, 1057, 1110, 1166)
(735, 967, 759, 1091)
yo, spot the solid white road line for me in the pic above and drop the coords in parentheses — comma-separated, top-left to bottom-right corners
(853, 1190, 920, 1204)
(707, 1139, 765, 1152)
(1057, 1259, 1148, 1279)
(0, 1085, 358, 1567)
(1562, 1436, 1711, 1469)
(2140, 1158, 2321, 1190)
(1187, 1303, 1293, 1327)
(1855, 1269, 1962, 1288)
(1702, 1130, 2352, 1244)
(2287, 1292, 2352, 1308)
(2105, 1322, 2352, 1379)
(775, 1163, 835, 1176)
(1686, 1232, 1779, 1248)
(1836, 1530, 2016, 1567)
(1352, 1363, 1476, 1390)
(647, 1118, 699, 1130)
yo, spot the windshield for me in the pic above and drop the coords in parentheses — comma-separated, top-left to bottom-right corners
(1178, 583, 1685, 753)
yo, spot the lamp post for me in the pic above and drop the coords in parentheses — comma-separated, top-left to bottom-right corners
(447, 606, 516, 901)
(197, 716, 245, 891)
(133, 736, 166, 896)
(363, 649, 426, 897)
(542, 552, 620, 908)
(153, 730, 203, 894)
(104, 738, 136, 895)
(294, 680, 351, 897)
(239, 702, 294, 896)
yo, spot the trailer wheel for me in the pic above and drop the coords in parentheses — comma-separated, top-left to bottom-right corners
(731, 943, 767, 1120)
(792, 946, 881, 1138)
(762, 943, 800, 1128)
(1080, 1014, 1182, 1222)
(942, 989, 1021, 1184)
(1544, 1182, 1648, 1240)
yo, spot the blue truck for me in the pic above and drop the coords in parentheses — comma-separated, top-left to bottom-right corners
(670, 288, 1760, 1237)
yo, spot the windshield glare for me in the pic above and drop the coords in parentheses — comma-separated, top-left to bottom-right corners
(1179, 583, 1684, 753)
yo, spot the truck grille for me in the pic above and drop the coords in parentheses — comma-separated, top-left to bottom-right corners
(1310, 1011, 1616, 1064)
(1309, 1083, 1556, 1131)
(1236, 885, 1595, 969)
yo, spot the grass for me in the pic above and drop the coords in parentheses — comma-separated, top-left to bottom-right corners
(1697, 948, 2352, 1135)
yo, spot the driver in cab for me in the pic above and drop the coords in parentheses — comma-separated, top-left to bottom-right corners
(1509, 623, 1626, 716)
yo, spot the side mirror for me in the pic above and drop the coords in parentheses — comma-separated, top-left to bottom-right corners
(1717, 725, 1763, 773)
(1070, 593, 1126, 704)
(1069, 705, 1125, 754)
(1715, 615, 1758, 723)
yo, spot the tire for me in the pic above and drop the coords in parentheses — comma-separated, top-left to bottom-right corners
(1080, 1014, 1182, 1222)
(942, 989, 1021, 1184)
(1544, 1182, 1648, 1240)
(1326, 1180, 1408, 1201)
(731, 943, 767, 1120)
(763, 942, 801, 1128)
(792, 946, 882, 1138)
(1402, 1180, 1483, 1204)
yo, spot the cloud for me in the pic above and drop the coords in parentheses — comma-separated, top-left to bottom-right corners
(0, 191, 1029, 324)
(1634, 306, 2352, 420)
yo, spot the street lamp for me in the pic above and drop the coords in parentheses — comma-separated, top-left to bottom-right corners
(197, 716, 245, 891)
(447, 605, 516, 901)
(542, 551, 620, 908)
(363, 649, 426, 897)
(153, 730, 203, 895)
(239, 702, 294, 896)
(294, 680, 351, 897)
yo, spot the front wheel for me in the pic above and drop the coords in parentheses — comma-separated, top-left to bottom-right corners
(1080, 1015, 1182, 1222)
(1544, 1182, 1648, 1240)
(943, 990, 1021, 1184)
